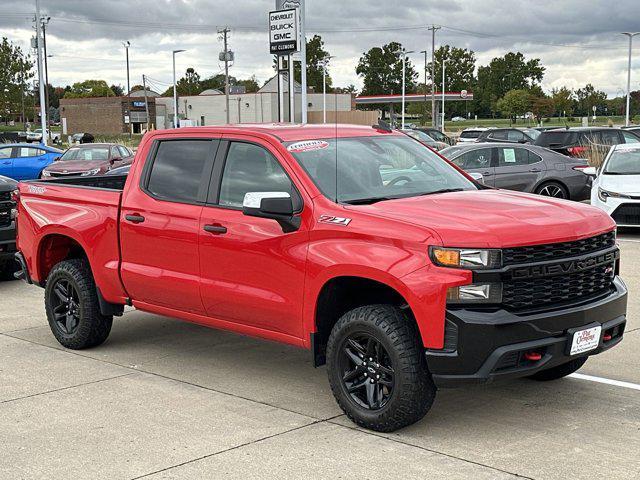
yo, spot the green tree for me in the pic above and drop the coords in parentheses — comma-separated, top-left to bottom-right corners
(531, 95, 554, 123)
(496, 89, 532, 122)
(110, 84, 124, 96)
(474, 52, 545, 117)
(177, 67, 202, 96)
(64, 80, 115, 98)
(551, 87, 574, 117)
(427, 45, 475, 118)
(574, 84, 607, 116)
(236, 75, 260, 93)
(0, 37, 34, 123)
(356, 42, 418, 114)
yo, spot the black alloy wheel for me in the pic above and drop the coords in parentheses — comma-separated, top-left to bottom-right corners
(49, 278, 81, 335)
(339, 334, 395, 410)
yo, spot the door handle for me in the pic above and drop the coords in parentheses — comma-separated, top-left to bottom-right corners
(203, 224, 227, 234)
(125, 214, 145, 224)
(481, 171, 493, 176)
(1, 161, 10, 165)
(529, 168, 541, 173)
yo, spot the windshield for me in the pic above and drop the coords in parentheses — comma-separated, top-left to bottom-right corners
(286, 135, 477, 204)
(604, 148, 640, 174)
(402, 130, 435, 143)
(439, 146, 465, 158)
(60, 147, 109, 162)
(522, 128, 541, 140)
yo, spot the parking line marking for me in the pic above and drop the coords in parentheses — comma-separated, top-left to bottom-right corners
(570, 373, 640, 391)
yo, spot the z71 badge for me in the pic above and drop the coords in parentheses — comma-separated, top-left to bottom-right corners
(318, 215, 351, 226)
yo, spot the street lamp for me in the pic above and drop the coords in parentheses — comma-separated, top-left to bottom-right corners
(123, 41, 131, 137)
(321, 55, 334, 123)
(172, 49, 186, 128)
(622, 32, 639, 126)
(420, 50, 428, 125)
(441, 58, 447, 132)
(396, 49, 414, 129)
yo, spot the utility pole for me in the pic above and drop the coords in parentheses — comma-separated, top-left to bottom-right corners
(41, 16, 50, 140)
(622, 32, 639, 127)
(172, 49, 185, 128)
(321, 55, 333, 123)
(420, 50, 428, 125)
(35, 0, 47, 146)
(428, 25, 440, 128)
(442, 58, 447, 132)
(123, 41, 131, 137)
(218, 27, 231, 124)
(142, 74, 150, 131)
(396, 49, 414, 130)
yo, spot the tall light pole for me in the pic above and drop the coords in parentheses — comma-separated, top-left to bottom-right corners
(420, 50, 428, 125)
(622, 32, 639, 127)
(321, 55, 333, 123)
(123, 41, 131, 137)
(397, 49, 414, 129)
(441, 58, 447, 132)
(35, 0, 47, 145)
(41, 16, 50, 140)
(172, 49, 185, 128)
(428, 25, 441, 127)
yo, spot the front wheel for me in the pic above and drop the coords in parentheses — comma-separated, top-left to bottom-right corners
(528, 356, 588, 381)
(326, 305, 436, 432)
(535, 181, 569, 199)
(44, 259, 113, 349)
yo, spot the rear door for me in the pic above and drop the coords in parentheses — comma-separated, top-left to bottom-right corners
(198, 137, 309, 338)
(120, 137, 219, 313)
(450, 147, 495, 186)
(0, 146, 14, 177)
(13, 146, 47, 180)
(494, 146, 545, 192)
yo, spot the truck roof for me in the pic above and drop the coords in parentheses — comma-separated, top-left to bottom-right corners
(155, 123, 399, 142)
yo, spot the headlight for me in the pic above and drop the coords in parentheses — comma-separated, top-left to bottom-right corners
(81, 168, 101, 176)
(447, 283, 502, 304)
(598, 187, 630, 203)
(430, 247, 502, 269)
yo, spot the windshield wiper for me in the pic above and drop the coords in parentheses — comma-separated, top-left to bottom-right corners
(343, 196, 397, 205)
(419, 188, 466, 196)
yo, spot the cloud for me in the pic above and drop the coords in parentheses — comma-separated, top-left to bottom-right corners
(2, 0, 639, 95)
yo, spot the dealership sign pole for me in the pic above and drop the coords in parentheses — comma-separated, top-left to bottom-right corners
(270, 6, 299, 123)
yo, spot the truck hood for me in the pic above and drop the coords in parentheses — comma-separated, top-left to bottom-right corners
(45, 160, 106, 173)
(0, 175, 18, 191)
(599, 173, 640, 196)
(348, 189, 614, 248)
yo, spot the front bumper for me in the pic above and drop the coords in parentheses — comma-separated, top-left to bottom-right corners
(426, 276, 627, 386)
(591, 192, 640, 227)
(0, 221, 17, 262)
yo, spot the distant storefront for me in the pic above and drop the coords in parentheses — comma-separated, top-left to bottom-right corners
(59, 96, 157, 135)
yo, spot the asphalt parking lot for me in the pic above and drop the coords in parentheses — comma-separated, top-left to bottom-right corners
(1, 231, 638, 480)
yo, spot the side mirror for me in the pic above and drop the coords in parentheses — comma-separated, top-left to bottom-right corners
(468, 172, 484, 184)
(582, 166, 597, 177)
(242, 192, 301, 233)
(54, 156, 61, 161)
(110, 157, 122, 165)
(518, 139, 528, 144)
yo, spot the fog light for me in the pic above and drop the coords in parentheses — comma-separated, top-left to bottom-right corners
(447, 283, 502, 304)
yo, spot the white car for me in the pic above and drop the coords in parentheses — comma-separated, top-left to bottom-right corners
(26, 128, 61, 144)
(456, 127, 490, 144)
(589, 144, 640, 227)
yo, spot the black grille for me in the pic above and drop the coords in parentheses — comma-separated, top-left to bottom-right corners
(503, 264, 614, 311)
(0, 191, 15, 228)
(502, 231, 615, 266)
(0, 191, 11, 202)
(612, 204, 640, 226)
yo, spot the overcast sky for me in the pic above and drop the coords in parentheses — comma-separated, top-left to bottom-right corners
(1, 0, 639, 97)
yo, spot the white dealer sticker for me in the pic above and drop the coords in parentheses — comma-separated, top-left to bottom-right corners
(287, 140, 329, 153)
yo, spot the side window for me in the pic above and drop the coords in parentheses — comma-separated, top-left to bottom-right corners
(146, 140, 213, 203)
(0, 147, 12, 158)
(597, 131, 620, 145)
(498, 147, 529, 166)
(18, 147, 41, 158)
(118, 146, 130, 157)
(455, 148, 492, 169)
(110, 146, 120, 158)
(527, 150, 542, 164)
(622, 131, 640, 144)
(507, 130, 525, 142)
(490, 130, 508, 140)
(218, 142, 293, 208)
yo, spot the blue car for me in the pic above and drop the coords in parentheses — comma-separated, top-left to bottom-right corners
(0, 143, 64, 180)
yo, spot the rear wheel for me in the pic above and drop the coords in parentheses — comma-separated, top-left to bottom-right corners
(528, 356, 588, 381)
(326, 305, 436, 432)
(45, 259, 113, 349)
(535, 181, 569, 199)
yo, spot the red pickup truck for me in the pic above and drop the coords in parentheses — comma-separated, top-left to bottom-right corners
(14, 124, 627, 432)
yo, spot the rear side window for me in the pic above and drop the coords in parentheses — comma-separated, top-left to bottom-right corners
(147, 140, 214, 203)
(218, 142, 293, 208)
(507, 130, 525, 142)
(489, 130, 508, 140)
(535, 131, 579, 147)
(0, 147, 11, 158)
(18, 147, 42, 158)
(596, 130, 621, 146)
(622, 131, 640, 144)
(497, 147, 530, 166)
(119, 146, 131, 157)
(453, 148, 492, 169)
(460, 130, 482, 139)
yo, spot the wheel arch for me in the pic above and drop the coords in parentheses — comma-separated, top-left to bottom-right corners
(533, 178, 570, 198)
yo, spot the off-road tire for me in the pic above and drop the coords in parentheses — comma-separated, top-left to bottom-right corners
(45, 259, 112, 349)
(528, 356, 588, 381)
(326, 304, 436, 432)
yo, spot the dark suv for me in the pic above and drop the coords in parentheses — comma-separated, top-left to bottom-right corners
(534, 127, 640, 157)
(476, 128, 540, 144)
(0, 175, 17, 278)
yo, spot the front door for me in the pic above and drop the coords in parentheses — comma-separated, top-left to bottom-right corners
(13, 146, 45, 180)
(198, 138, 309, 338)
(120, 137, 219, 314)
(0, 146, 14, 178)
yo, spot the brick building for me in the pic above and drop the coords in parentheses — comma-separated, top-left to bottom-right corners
(59, 96, 157, 135)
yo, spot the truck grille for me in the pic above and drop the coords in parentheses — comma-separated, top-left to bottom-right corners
(502, 231, 615, 265)
(611, 204, 640, 226)
(501, 232, 617, 311)
(503, 264, 614, 310)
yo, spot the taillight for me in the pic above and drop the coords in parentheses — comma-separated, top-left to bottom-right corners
(572, 165, 589, 171)
(567, 146, 587, 156)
